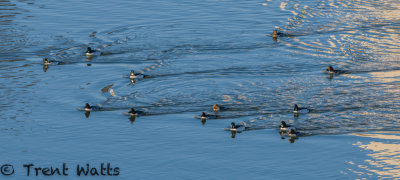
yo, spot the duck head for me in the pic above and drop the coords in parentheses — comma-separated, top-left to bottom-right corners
(294, 104, 299, 111)
(86, 47, 93, 53)
(289, 128, 295, 134)
(129, 108, 135, 113)
(130, 70, 135, 76)
(213, 104, 220, 111)
(201, 112, 206, 117)
(272, 29, 278, 37)
(85, 103, 91, 109)
(280, 121, 288, 128)
(231, 122, 236, 129)
(43, 58, 49, 63)
(326, 65, 334, 72)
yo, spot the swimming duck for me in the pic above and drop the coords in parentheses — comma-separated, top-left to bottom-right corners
(293, 104, 310, 114)
(197, 112, 217, 120)
(128, 108, 138, 116)
(84, 103, 101, 111)
(201, 112, 209, 120)
(272, 29, 282, 38)
(126, 108, 143, 116)
(230, 122, 246, 132)
(129, 70, 146, 79)
(43, 58, 64, 65)
(213, 104, 220, 111)
(279, 121, 294, 132)
(326, 65, 341, 74)
(86, 47, 100, 56)
(43, 58, 52, 65)
(288, 128, 300, 137)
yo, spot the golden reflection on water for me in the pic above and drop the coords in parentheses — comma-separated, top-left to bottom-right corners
(280, 2, 287, 10)
(368, 70, 400, 84)
(351, 132, 400, 179)
(277, 0, 400, 61)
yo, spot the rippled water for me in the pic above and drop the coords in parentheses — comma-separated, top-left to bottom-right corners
(1, 0, 399, 179)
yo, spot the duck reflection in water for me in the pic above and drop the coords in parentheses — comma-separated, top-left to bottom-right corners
(129, 115, 136, 124)
(279, 130, 286, 139)
(201, 118, 206, 126)
(130, 79, 136, 84)
(231, 131, 236, 138)
(289, 137, 297, 143)
(328, 73, 334, 81)
(84, 111, 91, 118)
(43, 64, 48, 72)
(272, 36, 278, 42)
(86, 55, 92, 65)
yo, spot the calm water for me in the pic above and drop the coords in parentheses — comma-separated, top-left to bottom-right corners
(1, 0, 400, 179)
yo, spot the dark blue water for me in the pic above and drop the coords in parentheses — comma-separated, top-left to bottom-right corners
(1, 0, 400, 179)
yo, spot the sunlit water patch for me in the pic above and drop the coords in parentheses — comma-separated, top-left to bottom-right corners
(347, 131, 400, 179)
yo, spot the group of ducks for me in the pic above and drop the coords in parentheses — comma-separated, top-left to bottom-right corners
(44, 45, 343, 135)
(83, 46, 148, 118)
(41, 47, 99, 72)
(279, 121, 298, 137)
(43, 47, 148, 120)
(198, 103, 312, 138)
(43, 47, 100, 65)
(196, 40, 343, 138)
